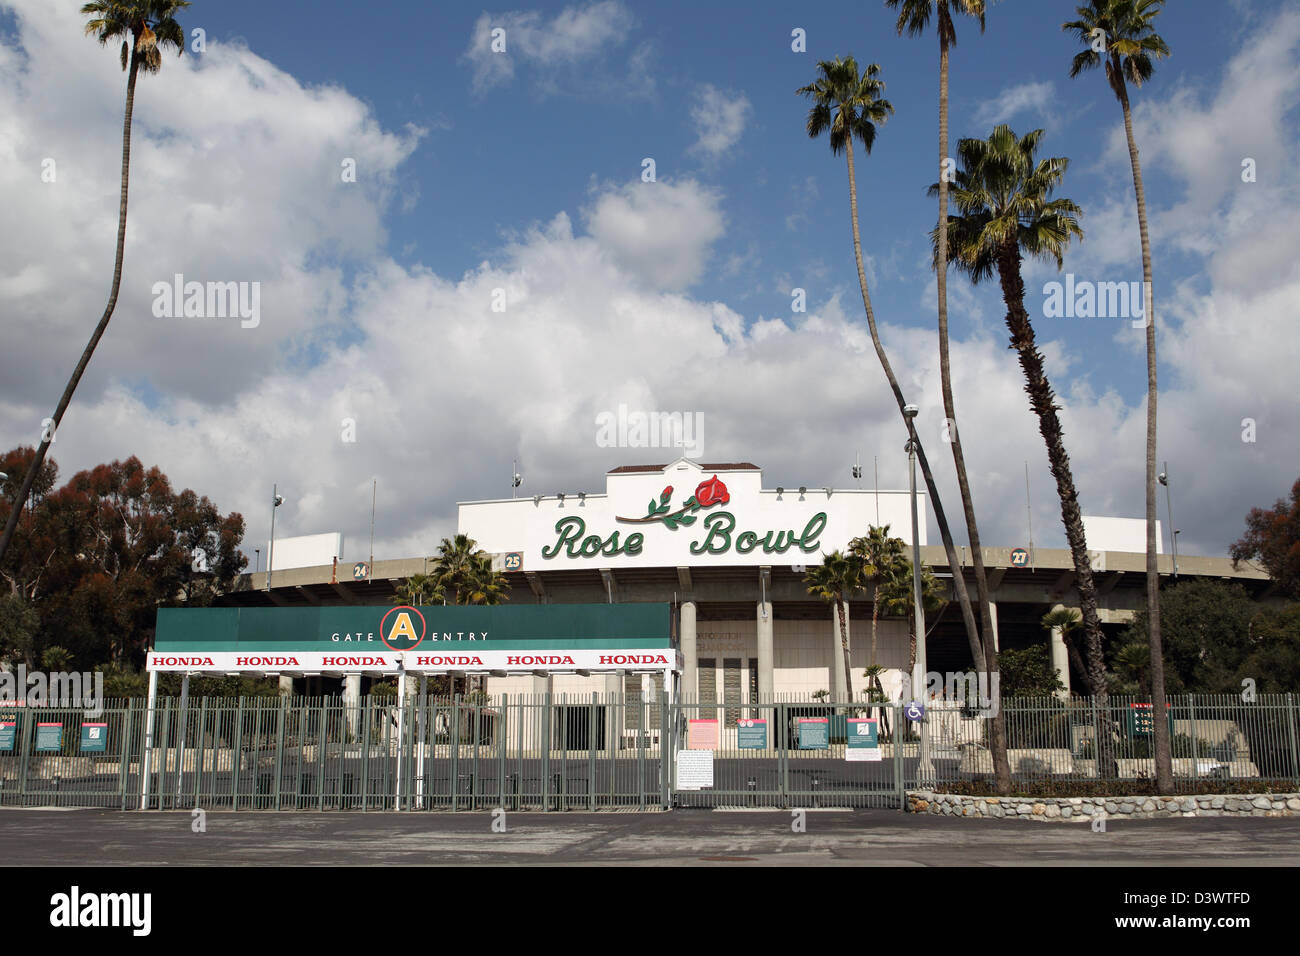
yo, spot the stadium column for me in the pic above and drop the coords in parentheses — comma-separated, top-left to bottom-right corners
(343, 674, 361, 741)
(278, 676, 294, 697)
(1049, 603, 1073, 698)
(756, 599, 774, 703)
(987, 601, 1000, 653)
(680, 600, 698, 701)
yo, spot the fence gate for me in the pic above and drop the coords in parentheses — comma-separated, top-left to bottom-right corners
(668, 699, 905, 809)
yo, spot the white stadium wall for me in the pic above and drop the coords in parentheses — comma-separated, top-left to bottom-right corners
(1081, 515, 1162, 555)
(459, 458, 923, 572)
(267, 532, 344, 571)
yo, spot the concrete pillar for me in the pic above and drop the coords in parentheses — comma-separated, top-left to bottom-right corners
(343, 674, 361, 742)
(278, 676, 294, 697)
(987, 601, 1000, 654)
(756, 601, 774, 703)
(1049, 603, 1072, 699)
(681, 600, 698, 702)
(830, 600, 849, 702)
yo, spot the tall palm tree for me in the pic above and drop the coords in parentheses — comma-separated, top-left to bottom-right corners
(931, 126, 1112, 691)
(883, 0, 999, 681)
(848, 525, 907, 672)
(1063, 0, 1172, 793)
(796, 57, 987, 689)
(0, 1, 191, 567)
(805, 550, 866, 702)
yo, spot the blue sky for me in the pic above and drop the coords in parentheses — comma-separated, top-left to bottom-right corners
(0, 0, 1297, 562)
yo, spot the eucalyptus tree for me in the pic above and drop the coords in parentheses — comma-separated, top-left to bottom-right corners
(0, 1, 192, 567)
(1063, 0, 1173, 792)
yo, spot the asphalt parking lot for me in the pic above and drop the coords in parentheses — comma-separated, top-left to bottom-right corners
(3, 806, 1298, 866)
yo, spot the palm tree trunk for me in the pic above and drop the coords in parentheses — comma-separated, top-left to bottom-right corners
(843, 134, 985, 680)
(994, 241, 1116, 775)
(1117, 70, 1172, 794)
(0, 53, 142, 565)
(936, 37, 1010, 795)
(870, 586, 879, 668)
(837, 597, 854, 702)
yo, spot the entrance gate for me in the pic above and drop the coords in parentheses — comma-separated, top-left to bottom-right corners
(669, 700, 905, 809)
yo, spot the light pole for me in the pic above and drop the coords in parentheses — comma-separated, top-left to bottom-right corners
(254, 548, 260, 573)
(903, 405, 934, 786)
(267, 486, 284, 591)
(1157, 464, 1178, 577)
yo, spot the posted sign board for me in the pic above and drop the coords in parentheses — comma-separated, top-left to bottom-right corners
(35, 722, 62, 752)
(676, 750, 714, 790)
(687, 718, 719, 750)
(737, 718, 767, 749)
(80, 722, 108, 753)
(0, 720, 15, 752)
(798, 717, 829, 750)
(846, 718, 881, 761)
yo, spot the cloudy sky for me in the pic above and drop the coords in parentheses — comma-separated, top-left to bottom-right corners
(0, 0, 1295, 565)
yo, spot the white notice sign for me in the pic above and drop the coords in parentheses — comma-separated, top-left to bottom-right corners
(676, 749, 715, 790)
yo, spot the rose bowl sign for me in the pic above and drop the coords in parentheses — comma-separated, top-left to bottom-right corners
(457, 458, 923, 570)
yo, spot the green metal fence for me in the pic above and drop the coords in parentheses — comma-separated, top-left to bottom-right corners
(1, 693, 1297, 810)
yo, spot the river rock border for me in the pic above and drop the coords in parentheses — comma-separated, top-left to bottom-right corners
(907, 790, 1300, 821)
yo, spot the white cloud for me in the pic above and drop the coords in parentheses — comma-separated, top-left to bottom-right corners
(688, 84, 752, 160)
(462, 1, 637, 94)
(973, 80, 1055, 127)
(582, 178, 726, 290)
(0, 0, 1296, 573)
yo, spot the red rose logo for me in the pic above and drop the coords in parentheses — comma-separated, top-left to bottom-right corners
(694, 475, 729, 507)
(661, 486, 673, 501)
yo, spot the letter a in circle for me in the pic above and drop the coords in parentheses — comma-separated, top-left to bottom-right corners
(388, 612, 419, 646)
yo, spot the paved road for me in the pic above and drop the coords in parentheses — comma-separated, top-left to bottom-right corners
(3, 807, 1298, 866)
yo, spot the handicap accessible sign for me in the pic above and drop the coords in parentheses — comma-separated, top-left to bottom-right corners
(846, 718, 881, 761)
(80, 722, 108, 753)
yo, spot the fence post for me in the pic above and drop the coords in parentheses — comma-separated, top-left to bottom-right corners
(778, 700, 788, 809)
(118, 699, 134, 812)
(194, 696, 208, 809)
(360, 697, 371, 812)
(499, 694, 508, 812)
(231, 697, 244, 811)
(660, 691, 670, 810)
(1091, 695, 1102, 782)
(1188, 693, 1198, 777)
(1286, 692, 1299, 786)
(589, 692, 597, 812)
(273, 696, 286, 812)
(894, 702, 905, 810)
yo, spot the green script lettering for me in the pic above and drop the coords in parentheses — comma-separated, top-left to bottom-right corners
(690, 511, 734, 555)
(542, 517, 586, 558)
(797, 513, 827, 552)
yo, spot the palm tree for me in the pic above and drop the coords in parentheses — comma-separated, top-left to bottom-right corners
(1041, 606, 1086, 690)
(0, 2, 191, 567)
(805, 550, 866, 702)
(876, 558, 947, 674)
(462, 552, 510, 605)
(1063, 0, 1173, 793)
(796, 57, 987, 692)
(431, 534, 480, 605)
(849, 525, 907, 674)
(883, 0, 1000, 689)
(932, 126, 1114, 691)
(393, 573, 443, 607)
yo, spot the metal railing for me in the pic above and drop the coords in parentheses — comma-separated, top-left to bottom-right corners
(1, 693, 1296, 810)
